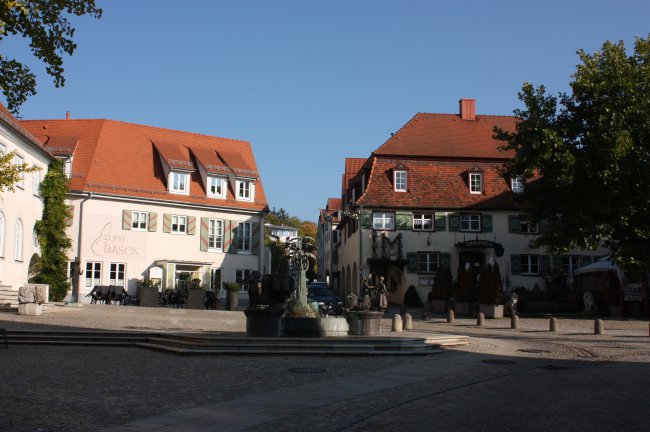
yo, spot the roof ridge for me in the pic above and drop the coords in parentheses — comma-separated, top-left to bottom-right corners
(23, 118, 250, 144)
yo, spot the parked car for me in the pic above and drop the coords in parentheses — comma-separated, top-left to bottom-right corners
(307, 284, 343, 316)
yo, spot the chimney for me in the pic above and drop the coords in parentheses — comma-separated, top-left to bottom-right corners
(459, 98, 476, 121)
(65, 111, 70, 120)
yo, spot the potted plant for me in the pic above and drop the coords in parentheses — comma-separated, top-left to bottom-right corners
(428, 267, 452, 313)
(186, 278, 206, 309)
(223, 281, 240, 311)
(478, 260, 504, 318)
(455, 264, 476, 316)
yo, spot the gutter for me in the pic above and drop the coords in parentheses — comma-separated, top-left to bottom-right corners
(70, 192, 92, 303)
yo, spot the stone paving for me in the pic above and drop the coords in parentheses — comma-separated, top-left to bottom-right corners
(0, 304, 649, 431)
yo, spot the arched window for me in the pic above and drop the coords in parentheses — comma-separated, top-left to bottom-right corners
(0, 212, 5, 257)
(15, 219, 23, 261)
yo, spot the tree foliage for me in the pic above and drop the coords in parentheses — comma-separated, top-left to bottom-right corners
(0, 0, 102, 114)
(0, 149, 38, 191)
(34, 159, 72, 301)
(496, 36, 650, 271)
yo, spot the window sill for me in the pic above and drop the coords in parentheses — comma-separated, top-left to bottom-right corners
(237, 250, 252, 255)
(208, 248, 224, 253)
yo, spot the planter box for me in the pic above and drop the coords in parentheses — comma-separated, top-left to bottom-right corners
(245, 307, 284, 337)
(454, 301, 471, 317)
(226, 291, 239, 311)
(138, 286, 159, 308)
(479, 304, 504, 319)
(186, 289, 205, 310)
(430, 299, 446, 314)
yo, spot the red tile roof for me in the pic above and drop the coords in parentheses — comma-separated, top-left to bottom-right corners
(357, 159, 518, 210)
(20, 119, 268, 212)
(374, 113, 516, 159)
(326, 198, 341, 211)
(0, 103, 54, 159)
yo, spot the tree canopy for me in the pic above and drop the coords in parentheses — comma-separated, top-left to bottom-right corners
(0, 0, 102, 114)
(496, 36, 650, 271)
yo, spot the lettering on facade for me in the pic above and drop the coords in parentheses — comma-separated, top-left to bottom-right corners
(91, 223, 139, 257)
(455, 240, 504, 257)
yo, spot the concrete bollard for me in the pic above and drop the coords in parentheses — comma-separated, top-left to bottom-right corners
(392, 314, 403, 332)
(511, 314, 520, 330)
(447, 309, 455, 323)
(477, 312, 485, 327)
(595, 319, 605, 335)
(550, 317, 558, 333)
(404, 313, 413, 330)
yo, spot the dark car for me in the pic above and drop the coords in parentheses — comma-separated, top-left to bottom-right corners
(307, 285, 343, 316)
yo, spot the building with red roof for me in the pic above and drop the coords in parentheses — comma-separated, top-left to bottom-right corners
(0, 104, 55, 307)
(20, 116, 269, 299)
(335, 99, 607, 311)
(316, 197, 342, 286)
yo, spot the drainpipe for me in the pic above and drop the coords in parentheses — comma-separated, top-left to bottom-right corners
(358, 205, 363, 296)
(71, 192, 92, 304)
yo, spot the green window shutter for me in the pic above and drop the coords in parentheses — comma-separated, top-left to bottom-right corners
(396, 211, 412, 230)
(434, 214, 446, 231)
(203, 266, 212, 289)
(551, 255, 562, 273)
(448, 213, 460, 232)
(406, 252, 418, 273)
(581, 255, 593, 266)
(508, 215, 521, 233)
(148, 212, 158, 232)
(540, 255, 551, 275)
(252, 222, 261, 255)
(122, 209, 132, 230)
(360, 209, 373, 229)
(440, 253, 451, 270)
(482, 214, 493, 233)
(187, 216, 196, 235)
(166, 263, 175, 290)
(511, 254, 521, 275)
(200, 217, 209, 252)
(65, 205, 74, 227)
(163, 213, 171, 233)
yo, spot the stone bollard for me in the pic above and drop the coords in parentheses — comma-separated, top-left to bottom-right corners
(550, 317, 558, 333)
(404, 313, 413, 330)
(511, 314, 520, 330)
(477, 312, 485, 327)
(595, 319, 605, 335)
(392, 314, 403, 333)
(447, 309, 455, 323)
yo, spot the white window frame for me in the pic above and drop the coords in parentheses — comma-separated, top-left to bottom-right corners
(521, 255, 540, 275)
(237, 221, 252, 253)
(208, 218, 224, 250)
(32, 168, 41, 197)
(14, 154, 25, 189)
(109, 263, 126, 287)
(511, 176, 524, 194)
(469, 172, 482, 194)
(85, 261, 102, 288)
(519, 217, 539, 234)
(372, 212, 395, 230)
(14, 219, 23, 261)
(236, 269, 251, 291)
(394, 170, 407, 192)
(413, 213, 433, 231)
(236, 179, 254, 201)
(418, 252, 439, 274)
(207, 176, 227, 198)
(32, 225, 39, 248)
(170, 171, 189, 195)
(171, 215, 187, 234)
(132, 211, 148, 231)
(66, 261, 74, 282)
(63, 158, 72, 179)
(460, 214, 481, 232)
(418, 276, 434, 287)
(0, 212, 4, 258)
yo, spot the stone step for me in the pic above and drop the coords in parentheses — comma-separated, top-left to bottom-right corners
(0, 330, 463, 356)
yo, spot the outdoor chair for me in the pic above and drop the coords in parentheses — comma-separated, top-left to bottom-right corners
(99, 285, 112, 305)
(86, 285, 102, 304)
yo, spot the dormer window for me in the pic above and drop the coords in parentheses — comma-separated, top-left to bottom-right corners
(207, 176, 226, 198)
(236, 179, 254, 201)
(394, 170, 407, 192)
(511, 176, 524, 194)
(469, 172, 482, 194)
(170, 171, 189, 195)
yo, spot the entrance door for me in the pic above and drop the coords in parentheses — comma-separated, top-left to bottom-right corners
(459, 251, 485, 275)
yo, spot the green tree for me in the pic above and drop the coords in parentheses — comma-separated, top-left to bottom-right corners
(34, 159, 72, 301)
(0, 0, 102, 114)
(0, 149, 38, 191)
(496, 36, 650, 271)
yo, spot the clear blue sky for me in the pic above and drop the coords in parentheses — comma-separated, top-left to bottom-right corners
(5, 0, 649, 221)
